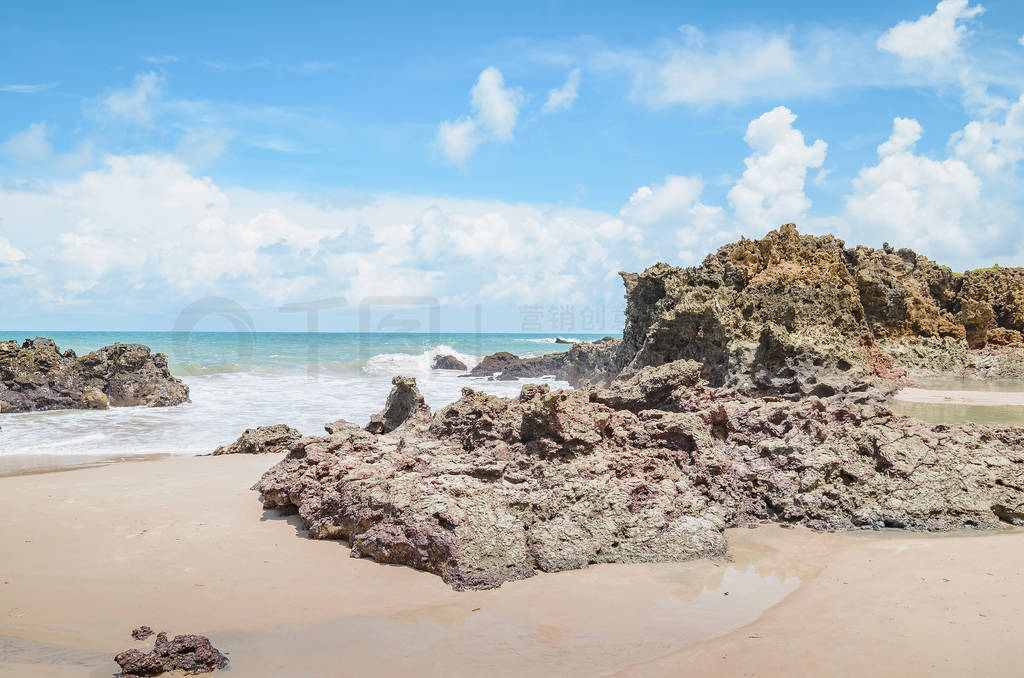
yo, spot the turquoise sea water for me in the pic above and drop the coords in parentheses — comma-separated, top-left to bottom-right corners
(0, 331, 612, 473)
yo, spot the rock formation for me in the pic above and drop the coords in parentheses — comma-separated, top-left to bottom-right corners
(468, 225, 1024, 390)
(432, 354, 468, 370)
(364, 376, 431, 434)
(254, 367, 1024, 590)
(212, 424, 302, 455)
(242, 224, 1024, 591)
(0, 338, 189, 413)
(115, 630, 228, 676)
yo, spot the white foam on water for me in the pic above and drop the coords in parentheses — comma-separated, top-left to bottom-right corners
(0, 365, 570, 470)
(362, 344, 480, 375)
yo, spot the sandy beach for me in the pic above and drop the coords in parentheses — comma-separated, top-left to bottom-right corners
(1, 454, 1022, 677)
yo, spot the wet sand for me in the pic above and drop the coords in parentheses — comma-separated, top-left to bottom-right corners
(895, 387, 1024, 407)
(2, 455, 1023, 677)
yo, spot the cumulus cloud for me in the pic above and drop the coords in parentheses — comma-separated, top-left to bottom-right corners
(877, 117, 923, 156)
(542, 69, 581, 114)
(103, 71, 165, 125)
(878, 0, 984, 63)
(950, 94, 1024, 180)
(616, 107, 826, 262)
(727, 107, 827, 232)
(841, 115, 1020, 267)
(436, 67, 523, 164)
(619, 175, 726, 263)
(0, 153, 643, 311)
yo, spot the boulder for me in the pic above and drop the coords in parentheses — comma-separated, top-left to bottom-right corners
(0, 338, 189, 413)
(211, 424, 303, 455)
(431, 354, 468, 370)
(115, 630, 228, 676)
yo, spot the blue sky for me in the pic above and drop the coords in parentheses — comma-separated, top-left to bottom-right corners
(2, 0, 1024, 331)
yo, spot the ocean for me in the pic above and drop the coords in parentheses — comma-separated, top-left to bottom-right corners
(0, 332, 612, 473)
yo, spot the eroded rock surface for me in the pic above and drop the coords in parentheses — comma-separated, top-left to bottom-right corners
(115, 630, 228, 676)
(0, 338, 189, 413)
(254, 368, 1024, 590)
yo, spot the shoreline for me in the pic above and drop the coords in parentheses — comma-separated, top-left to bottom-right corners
(3, 455, 1024, 677)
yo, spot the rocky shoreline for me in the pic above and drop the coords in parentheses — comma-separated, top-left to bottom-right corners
(218, 224, 1024, 590)
(0, 337, 189, 413)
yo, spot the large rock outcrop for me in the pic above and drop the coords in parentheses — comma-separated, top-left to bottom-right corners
(479, 225, 1024, 391)
(0, 338, 189, 413)
(253, 367, 1024, 590)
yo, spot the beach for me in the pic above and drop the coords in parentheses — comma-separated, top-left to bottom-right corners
(3, 453, 1024, 677)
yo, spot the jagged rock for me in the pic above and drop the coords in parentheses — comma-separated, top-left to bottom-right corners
(0, 338, 189, 413)
(959, 266, 1024, 335)
(554, 337, 574, 344)
(211, 424, 302, 455)
(431, 354, 468, 370)
(365, 376, 430, 434)
(253, 372, 1024, 590)
(115, 630, 228, 676)
(847, 243, 963, 339)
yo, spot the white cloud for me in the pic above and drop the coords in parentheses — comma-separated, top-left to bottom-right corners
(143, 55, 179, 64)
(840, 115, 1020, 266)
(103, 72, 165, 125)
(542, 69, 581, 114)
(1020, 34, 1024, 48)
(471, 67, 522, 140)
(619, 175, 726, 263)
(436, 117, 480, 165)
(877, 0, 984, 63)
(951, 94, 1024, 180)
(0, 153, 644, 309)
(1, 122, 53, 164)
(0, 237, 26, 266)
(727, 107, 827, 232)
(1, 122, 95, 171)
(0, 83, 58, 94)
(623, 32, 803, 106)
(877, 117, 923, 155)
(435, 67, 523, 164)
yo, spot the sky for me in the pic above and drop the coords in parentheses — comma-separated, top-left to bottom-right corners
(2, 0, 1024, 332)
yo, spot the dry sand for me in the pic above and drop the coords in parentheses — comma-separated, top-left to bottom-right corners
(2, 455, 1023, 677)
